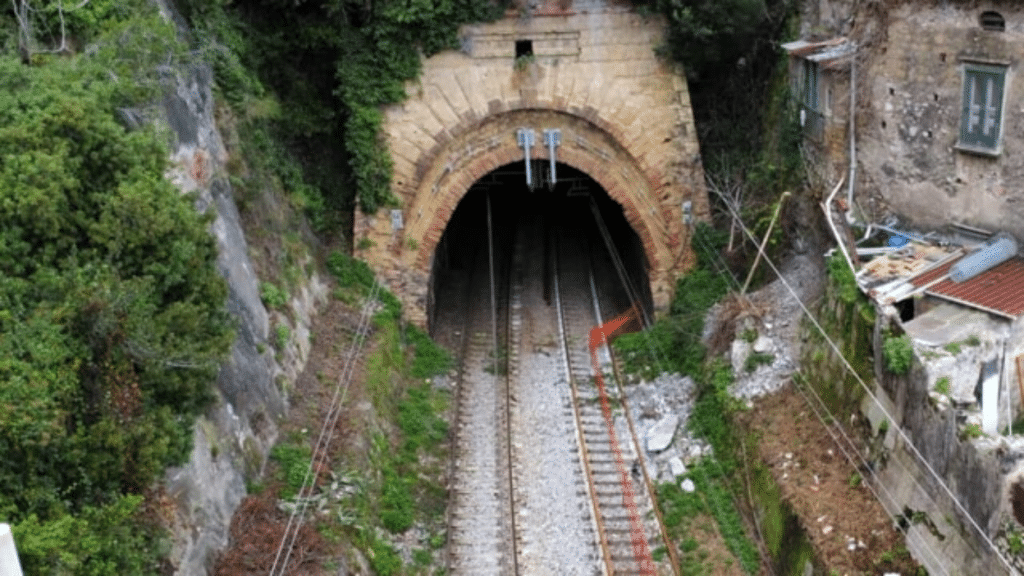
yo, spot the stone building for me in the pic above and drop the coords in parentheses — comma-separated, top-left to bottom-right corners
(794, 1, 1024, 240)
(789, 3, 1024, 574)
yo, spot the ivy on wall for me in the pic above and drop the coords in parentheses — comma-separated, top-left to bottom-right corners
(180, 0, 504, 215)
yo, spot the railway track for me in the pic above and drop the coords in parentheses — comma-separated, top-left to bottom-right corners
(446, 202, 675, 576)
(507, 213, 605, 576)
(554, 226, 676, 576)
(448, 231, 516, 576)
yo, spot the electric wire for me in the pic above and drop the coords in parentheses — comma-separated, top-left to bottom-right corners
(715, 193, 1015, 574)
(616, 205, 953, 574)
(268, 277, 382, 576)
(583, 207, 753, 574)
(692, 202, 952, 575)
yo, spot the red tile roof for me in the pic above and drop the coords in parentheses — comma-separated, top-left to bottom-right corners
(911, 256, 1024, 319)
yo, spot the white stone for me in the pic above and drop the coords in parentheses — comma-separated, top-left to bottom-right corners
(668, 456, 687, 478)
(646, 414, 680, 452)
(753, 335, 773, 353)
(731, 339, 750, 375)
(687, 444, 703, 462)
(680, 478, 696, 492)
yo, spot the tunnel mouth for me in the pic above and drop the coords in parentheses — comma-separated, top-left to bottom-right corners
(427, 161, 654, 339)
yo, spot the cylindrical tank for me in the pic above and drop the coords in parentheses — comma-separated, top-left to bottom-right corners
(950, 233, 1019, 283)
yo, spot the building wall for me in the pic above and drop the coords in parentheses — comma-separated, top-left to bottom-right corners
(353, 5, 708, 326)
(855, 3, 1024, 238)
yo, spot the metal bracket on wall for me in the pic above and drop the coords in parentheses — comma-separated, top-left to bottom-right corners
(543, 129, 561, 187)
(517, 128, 535, 188)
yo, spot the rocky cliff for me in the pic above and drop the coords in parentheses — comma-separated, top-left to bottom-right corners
(152, 50, 327, 576)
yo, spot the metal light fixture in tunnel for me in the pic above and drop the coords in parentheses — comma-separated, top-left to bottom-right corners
(544, 129, 561, 187)
(516, 128, 535, 188)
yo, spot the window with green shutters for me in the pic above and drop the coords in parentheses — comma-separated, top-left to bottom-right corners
(802, 60, 820, 111)
(959, 63, 1007, 154)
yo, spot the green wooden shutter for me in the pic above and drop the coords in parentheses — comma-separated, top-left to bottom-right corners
(960, 65, 1006, 152)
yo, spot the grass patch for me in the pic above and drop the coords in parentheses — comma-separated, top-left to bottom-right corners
(407, 325, 453, 378)
(935, 376, 951, 396)
(270, 442, 312, 499)
(658, 458, 760, 575)
(744, 352, 774, 372)
(614, 223, 729, 380)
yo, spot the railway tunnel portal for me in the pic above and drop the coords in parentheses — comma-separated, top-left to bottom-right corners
(352, 2, 709, 327)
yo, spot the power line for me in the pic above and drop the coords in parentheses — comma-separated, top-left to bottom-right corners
(702, 195, 957, 574)
(715, 192, 1016, 574)
(268, 277, 382, 576)
(623, 207, 954, 574)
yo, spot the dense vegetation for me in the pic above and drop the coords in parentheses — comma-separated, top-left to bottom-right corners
(176, 0, 505, 217)
(0, 2, 233, 573)
(613, 223, 731, 379)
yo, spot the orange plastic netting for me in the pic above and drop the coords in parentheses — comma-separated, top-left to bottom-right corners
(588, 305, 656, 575)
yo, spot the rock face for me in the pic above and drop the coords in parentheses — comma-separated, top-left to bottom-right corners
(154, 48, 326, 576)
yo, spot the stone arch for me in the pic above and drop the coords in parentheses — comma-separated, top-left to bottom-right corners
(352, 9, 709, 326)
(405, 108, 669, 279)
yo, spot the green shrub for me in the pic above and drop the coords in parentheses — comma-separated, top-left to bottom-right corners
(962, 422, 984, 440)
(1008, 529, 1024, 555)
(368, 536, 403, 576)
(327, 251, 377, 294)
(0, 52, 232, 554)
(13, 495, 164, 576)
(260, 281, 289, 310)
(827, 251, 859, 304)
(883, 334, 914, 375)
(935, 376, 951, 395)
(275, 324, 291, 350)
(944, 341, 961, 355)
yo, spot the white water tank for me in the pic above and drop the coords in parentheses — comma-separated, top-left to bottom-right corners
(949, 233, 1018, 283)
(0, 524, 24, 576)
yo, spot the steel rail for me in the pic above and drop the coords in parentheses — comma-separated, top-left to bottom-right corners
(554, 232, 615, 576)
(585, 220, 680, 576)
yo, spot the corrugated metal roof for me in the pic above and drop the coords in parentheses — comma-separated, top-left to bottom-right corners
(911, 256, 1024, 319)
(782, 37, 855, 69)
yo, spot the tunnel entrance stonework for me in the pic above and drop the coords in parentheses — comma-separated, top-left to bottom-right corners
(353, 5, 709, 326)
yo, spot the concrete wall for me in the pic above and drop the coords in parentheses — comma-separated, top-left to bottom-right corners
(354, 4, 708, 326)
(866, 307, 1021, 574)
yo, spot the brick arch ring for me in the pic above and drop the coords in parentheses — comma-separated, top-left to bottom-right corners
(398, 107, 678, 305)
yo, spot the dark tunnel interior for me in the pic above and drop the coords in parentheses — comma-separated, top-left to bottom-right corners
(427, 161, 653, 336)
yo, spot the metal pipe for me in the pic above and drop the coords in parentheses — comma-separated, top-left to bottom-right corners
(847, 43, 858, 215)
(822, 176, 854, 274)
